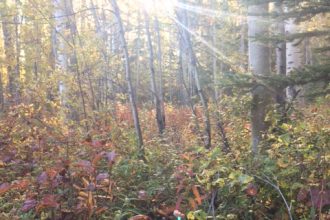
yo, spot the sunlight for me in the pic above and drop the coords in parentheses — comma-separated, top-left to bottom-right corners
(137, 0, 177, 14)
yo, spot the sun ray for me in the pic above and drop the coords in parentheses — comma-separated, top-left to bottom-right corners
(168, 13, 242, 73)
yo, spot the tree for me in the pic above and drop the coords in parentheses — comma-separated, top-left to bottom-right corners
(285, 4, 304, 102)
(274, 0, 286, 115)
(144, 10, 165, 134)
(111, 0, 144, 155)
(176, 5, 211, 149)
(247, 2, 271, 154)
(1, 0, 20, 104)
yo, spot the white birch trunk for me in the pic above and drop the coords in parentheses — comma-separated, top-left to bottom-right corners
(285, 9, 303, 101)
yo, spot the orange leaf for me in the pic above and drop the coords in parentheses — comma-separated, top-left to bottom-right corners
(0, 183, 11, 195)
(192, 185, 202, 205)
(189, 197, 197, 210)
(92, 152, 105, 167)
(46, 168, 57, 180)
(12, 179, 29, 190)
(87, 191, 94, 208)
(128, 215, 151, 220)
(79, 191, 89, 198)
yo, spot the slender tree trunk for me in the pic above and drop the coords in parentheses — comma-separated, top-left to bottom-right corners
(110, 0, 144, 154)
(0, 71, 4, 110)
(1, 1, 20, 103)
(66, 0, 89, 129)
(274, 1, 286, 116)
(177, 8, 211, 149)
(144, 11, 165, 134)
(154, 15, 166, 132)
(248, 3, 271, 154)
(212, 19, 230, 153)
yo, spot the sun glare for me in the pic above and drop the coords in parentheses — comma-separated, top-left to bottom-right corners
(137, 0, 177, 14)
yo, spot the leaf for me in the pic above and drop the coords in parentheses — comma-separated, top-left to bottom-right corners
(87, 191, 94, 208)
(92, 152, 105, 167)
(194, 210, 207, 220)
(21, 199, 37, 212)
(106, 151, 116, 165)
(238, 174, 253, 185)
(245, 183, 258, 196)
(189, 197, 197, 210)
(192, 185, 202, 205)
(12, 179, 29, 190)
(277, 158, 289, 168)
(213, 178, 225, 187)
(75, 160, 94, 173)
(187, 211, 195, 220)
(128, 215, 151, 220)
(36, 194, 59, 212)
(37, 172, 48, 185)
(0, 183, 11, 195)
(92, 140, 103, 148)
(96, 173, 109, 181)
(79, 191, 89, 198)
(46, 168, 58, 180)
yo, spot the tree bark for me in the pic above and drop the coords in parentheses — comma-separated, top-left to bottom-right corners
(144, 11, 165, 134)
(274, 1, 286, 116)
(248, 3, 271, 154)
(110, 0, 144, 154)
(154, 14, 166, 133)
(177, 8, 211, 149)
(285, 6, 303, 102)
(1, 1, 20, 103)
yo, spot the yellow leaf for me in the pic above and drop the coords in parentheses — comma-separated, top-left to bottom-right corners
(277, 159, 289, 168)
(78, 191, 88, 198)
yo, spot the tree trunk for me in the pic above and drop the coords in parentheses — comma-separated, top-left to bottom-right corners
(285, 6, 303, 102)
(274, 1, 286, 116)
(212, 18, 230, 153)
(144, 11, 165, 134)
(110, 0, 144, 154)
(1, 1, 20, 103)
(0, 70, 4, 110)
(177, 8, 211, 149)
(154, 15, 166, 133)
(248, 3, 271, 154)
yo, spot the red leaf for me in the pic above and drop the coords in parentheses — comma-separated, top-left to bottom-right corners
(246, 183, 258, 196)
(0, 182, 11, 195)
(12, 179, 29, 190)
(37, 194, 59, 212)
(92, 140, 103, 148)
(21, 199, 37, 212)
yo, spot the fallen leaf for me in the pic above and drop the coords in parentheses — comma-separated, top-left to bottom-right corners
(96, 173, 109, 181)
(192, 185, 202, 205)
(37, 172, 48, 185)
(0, 183, 11, 195)
(128, 215, 151, 220)
(21, 199, 37, 212)
(106, 151, 116, 165)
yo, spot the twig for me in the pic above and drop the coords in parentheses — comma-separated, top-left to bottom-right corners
(254, 175, 293, 220)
